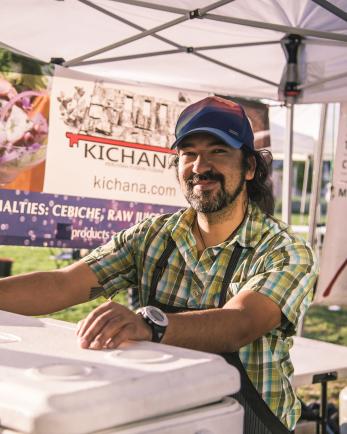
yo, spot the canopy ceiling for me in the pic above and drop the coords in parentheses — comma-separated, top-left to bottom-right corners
(1, 0, 347, 103)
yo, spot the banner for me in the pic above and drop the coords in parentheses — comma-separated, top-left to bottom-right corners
(0, 51, 203, 247)
(0, 189, 178, 249)
(315, 102, 347, 305)
(0, 49, 270, 248)
(43, 66, 196, 206)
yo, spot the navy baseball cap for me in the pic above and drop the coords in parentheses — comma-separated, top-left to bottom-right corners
(172, 96, 254, 150)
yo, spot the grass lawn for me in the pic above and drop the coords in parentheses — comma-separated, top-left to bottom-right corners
(0, 244, 346, 409)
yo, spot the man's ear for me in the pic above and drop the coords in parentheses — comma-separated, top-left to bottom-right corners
(245, 155, 256, 180)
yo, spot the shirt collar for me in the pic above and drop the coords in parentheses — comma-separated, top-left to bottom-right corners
(231, 202, 265, 248)
(169, 207, 195, 243)
(168, 202, 265, 249)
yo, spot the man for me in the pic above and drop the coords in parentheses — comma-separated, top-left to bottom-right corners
(0, 97, 317, 433)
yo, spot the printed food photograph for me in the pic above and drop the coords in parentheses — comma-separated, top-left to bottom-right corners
(0, 49, 52, 191)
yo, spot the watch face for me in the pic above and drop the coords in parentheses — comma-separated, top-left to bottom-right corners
(151, 309, 165, 322)
(146, 306, 168, 327)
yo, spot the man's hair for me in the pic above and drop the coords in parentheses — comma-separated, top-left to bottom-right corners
(170, 146, 275, 215)
(241, 146, 274, 215)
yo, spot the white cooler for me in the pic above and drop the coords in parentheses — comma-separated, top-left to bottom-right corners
(0, 310, 243, 434)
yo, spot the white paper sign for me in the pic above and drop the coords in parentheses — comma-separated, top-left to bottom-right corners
(44, 67, 208, 207)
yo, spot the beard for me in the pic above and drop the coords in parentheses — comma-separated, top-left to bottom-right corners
(183, 169, 246, 213)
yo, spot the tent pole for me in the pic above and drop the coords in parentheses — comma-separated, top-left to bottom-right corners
(300, 155, 311, 224)
(308, 104, 328, 246)
(298, 106, 327, 337)
(282, 104, 294, 224)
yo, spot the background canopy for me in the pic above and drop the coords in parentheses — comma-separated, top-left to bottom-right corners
(1, 0, 347, 104)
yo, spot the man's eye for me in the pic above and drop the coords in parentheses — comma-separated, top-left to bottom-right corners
(212, 148, 227, 154)
(181, 151, 196, 157)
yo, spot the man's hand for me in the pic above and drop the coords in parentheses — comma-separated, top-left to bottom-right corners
(76, 301, 152, 350)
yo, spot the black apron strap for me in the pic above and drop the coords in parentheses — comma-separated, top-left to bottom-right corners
(222, 352, 293, 434)
(149, 239, 243, 308)
(148, 237, 176, 305)
(146, 237, 293, 434)
(218, 244, 243, 307)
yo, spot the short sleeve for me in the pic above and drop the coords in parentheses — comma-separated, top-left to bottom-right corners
(82, 219, 152, 299)
(240, 240, 318, 335)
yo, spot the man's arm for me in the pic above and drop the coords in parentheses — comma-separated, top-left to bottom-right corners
(76, 290, 281, 352)
(75, 236, 316, 352)
(164, 289, 281, 352)
(0, 261, 99, 315)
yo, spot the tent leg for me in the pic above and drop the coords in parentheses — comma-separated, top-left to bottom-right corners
(308, 104, 328, 247)
(282, 103, 294, 224)
(300, 155, 311, 224)
(297, 103, 328, 337)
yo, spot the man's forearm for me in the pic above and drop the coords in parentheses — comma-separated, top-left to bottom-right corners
(73, 289, 281, 352)
(162, 291, 282, 353)
(0, 261, 98, 315)
(162, 308, 251, 353)
(0, 271, 71, 315)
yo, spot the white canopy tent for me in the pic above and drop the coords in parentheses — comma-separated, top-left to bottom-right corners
(1, 0, 347, 233)
(1, 0, 347, 101)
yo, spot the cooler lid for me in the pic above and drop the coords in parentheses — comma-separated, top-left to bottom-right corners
(0, 310, 240, 434)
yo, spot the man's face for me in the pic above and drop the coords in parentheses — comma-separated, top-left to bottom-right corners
(176, 133, 254, 213)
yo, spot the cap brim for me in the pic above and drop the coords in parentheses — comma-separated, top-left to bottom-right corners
(171, 127, 244, 150)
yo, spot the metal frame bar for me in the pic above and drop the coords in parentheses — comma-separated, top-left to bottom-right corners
(75, 46, 279, 87)
(71, 48, 183, 65)
(205, 13, 347, 42)
(108, 0, 347, 43)
(312, 0, 347, 22)
(78, 0, 182, 48)
(78, 2, 276, 54)
(298, 71, 347, 91)
(105, 0, 233, 15)
(69, 0, 346, 92)
(72, 0, 277, 88)
(195, 40, 279, 50)
(64, 15, 188, 66)
(194, 52, 278, 87)
(73, 41, 279, 62)
(282, 104, 294, 224)
(67, 0, 235, 66)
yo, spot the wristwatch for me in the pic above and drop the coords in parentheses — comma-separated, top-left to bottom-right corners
(137, 306, 168, 343)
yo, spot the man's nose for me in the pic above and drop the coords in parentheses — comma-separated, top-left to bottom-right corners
(192, 153, 212, 173)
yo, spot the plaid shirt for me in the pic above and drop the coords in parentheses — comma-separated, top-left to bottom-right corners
(84, 202, 317, 430)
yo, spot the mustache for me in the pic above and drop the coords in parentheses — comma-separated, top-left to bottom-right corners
(186, 171, 224, 187)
